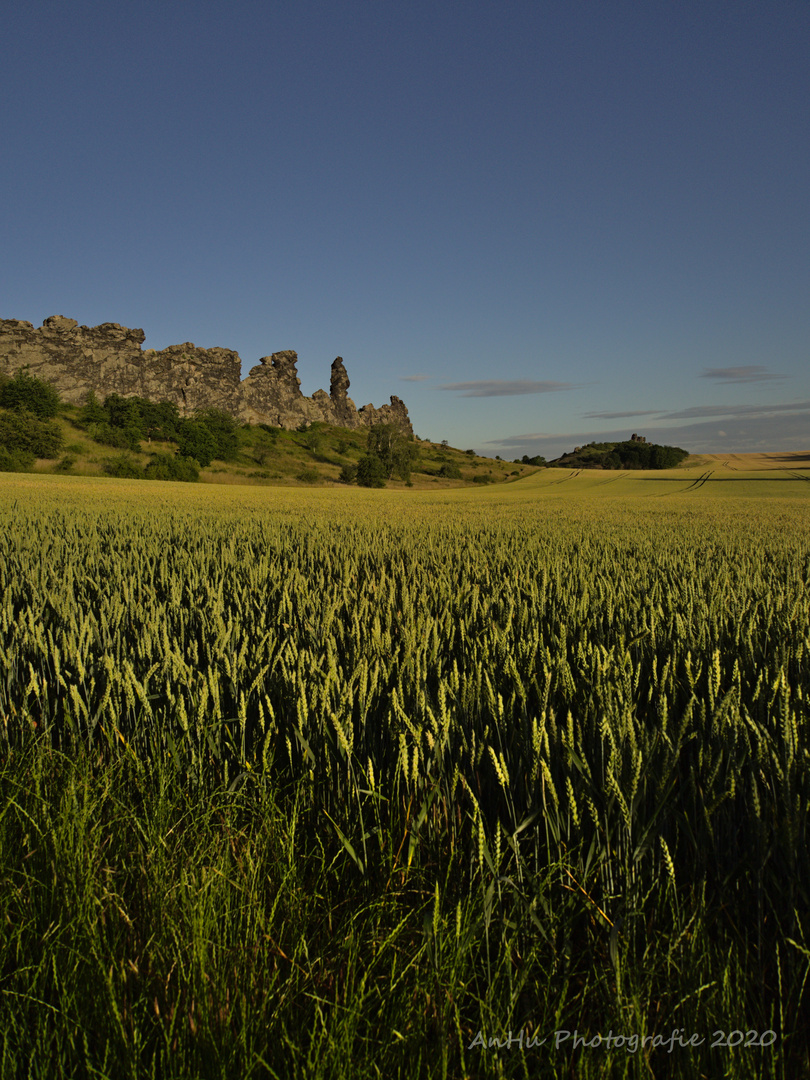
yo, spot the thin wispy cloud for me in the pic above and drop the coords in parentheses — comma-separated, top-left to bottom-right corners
(439, 380, 577, 398)
(489, 431, 587, 448)
(400, 374, 432, 382)
(660, 400, 810, 421)
(701, 365, 787, 383)
(583, 409, 661, 419)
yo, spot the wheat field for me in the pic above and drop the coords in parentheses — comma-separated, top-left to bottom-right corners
(1, 469, 808, 1079)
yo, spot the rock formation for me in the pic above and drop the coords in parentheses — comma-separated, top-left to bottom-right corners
(0, 316, 412, 434)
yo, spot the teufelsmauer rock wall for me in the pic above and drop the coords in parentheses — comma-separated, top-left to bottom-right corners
(0, 316, 412, 433)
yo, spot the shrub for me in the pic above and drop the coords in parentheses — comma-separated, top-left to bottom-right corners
(356, 455, 387, 488)
(0, 369, 60, 418)
(0, 445, 34, 472)
(339, 463, 358, 484)
(437, 463, 462, 479)
(472, 474, 493, 484)
(91, 422, 141, 452)
(246, 425, 281, 466)
(0, 410, 64, 458)
(102, 455, 144, 479)
(297, 468, 320, 484)
(302, 427, 324, 453)
(250, 445, 271, 466)
(55, 455, 76, 473)
(143, 453, 199, 482)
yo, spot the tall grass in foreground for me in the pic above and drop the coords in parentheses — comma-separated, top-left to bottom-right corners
(0, 482, 809, 1077)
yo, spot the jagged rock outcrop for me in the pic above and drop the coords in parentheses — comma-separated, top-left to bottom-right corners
(0, 316, 413, 434)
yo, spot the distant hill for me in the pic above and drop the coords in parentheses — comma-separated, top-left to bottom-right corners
(549, 438, 689, 470)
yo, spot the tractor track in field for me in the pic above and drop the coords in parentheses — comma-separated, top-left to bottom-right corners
(684, 469, 715, 491)
(644, 469, 715, 498)
(594, 472, 628, 485)
(549, 469, 581, 484)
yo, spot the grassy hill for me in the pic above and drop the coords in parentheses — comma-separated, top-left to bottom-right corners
(18, 401, 540, 488)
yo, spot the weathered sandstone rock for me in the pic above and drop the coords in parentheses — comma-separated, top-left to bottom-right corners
(0, 317, 412, 434)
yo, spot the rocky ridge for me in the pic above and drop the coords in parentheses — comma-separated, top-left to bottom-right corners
(0, 316, 412, 433)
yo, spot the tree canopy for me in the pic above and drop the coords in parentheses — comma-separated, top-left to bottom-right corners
(366, 423, 418, 481)
(0, 370, 61, 419)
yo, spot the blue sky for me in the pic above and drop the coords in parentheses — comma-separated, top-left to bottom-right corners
(2, 0, 808, 458)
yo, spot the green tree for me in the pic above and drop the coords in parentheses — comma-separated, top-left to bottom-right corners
(366, 423, 418, 481)
(194, 408, 239, 460)
(139, 400, 181, 443)
(91, 423, 141, 452)
(103, 394, 144, 433)
(303, 427, 324, 456)
(98, 394, 144, 450)
(355, 454, 387, 488)
(0, 370, 60, 418)
(605, 441, 689, 470)
(0, 411, 64, 458)
(651, 444, 689, 468)
(176, 420, 217, 467)
(79, 390, 107, 427)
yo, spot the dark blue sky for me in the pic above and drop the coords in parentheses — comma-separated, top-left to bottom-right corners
(2, 1, 808, 456)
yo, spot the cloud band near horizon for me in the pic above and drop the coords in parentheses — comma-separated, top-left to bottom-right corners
(439, 379, 578, 397)
(701, 365, 787, 383)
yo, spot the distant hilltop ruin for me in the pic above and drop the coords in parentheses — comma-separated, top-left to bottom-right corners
(0, 315, 412, 434)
